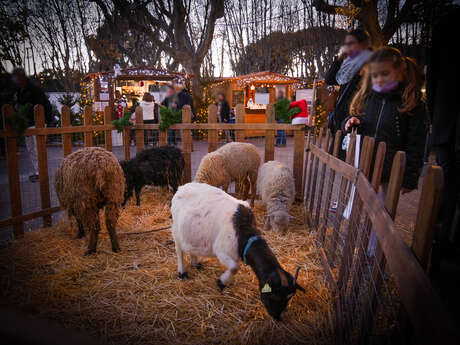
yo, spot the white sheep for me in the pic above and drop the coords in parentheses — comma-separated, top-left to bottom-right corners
(194, 142, 261, 207)
(257, 161, 295, 232)
(171, 182, 304, 320)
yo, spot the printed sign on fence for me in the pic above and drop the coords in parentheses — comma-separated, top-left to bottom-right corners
(343, 134, 361, 219)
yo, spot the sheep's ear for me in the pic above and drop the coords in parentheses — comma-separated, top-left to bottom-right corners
(293, 266, 305, 292)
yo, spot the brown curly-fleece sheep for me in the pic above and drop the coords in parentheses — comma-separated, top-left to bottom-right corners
(194, 142, 261, 207)
(54, 147, 125, 255)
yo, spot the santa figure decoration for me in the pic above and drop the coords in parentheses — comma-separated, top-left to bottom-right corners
(289, 99, 309, 125)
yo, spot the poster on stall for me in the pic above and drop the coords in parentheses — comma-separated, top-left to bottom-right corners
(93, 101, 109, 111)
(296, 89, 313, 113)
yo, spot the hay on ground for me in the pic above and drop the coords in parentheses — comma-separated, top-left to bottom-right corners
(0, 186, 333, 345)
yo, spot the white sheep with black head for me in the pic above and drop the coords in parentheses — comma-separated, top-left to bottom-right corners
(171, 182, 304, 320)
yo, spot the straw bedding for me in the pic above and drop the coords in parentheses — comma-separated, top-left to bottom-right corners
(0, 186, 333, 345)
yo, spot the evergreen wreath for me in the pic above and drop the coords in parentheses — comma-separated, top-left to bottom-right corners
(7, 103, 33, 141)
(159, 106, 182, 131)
(274, 98, 301, 124)
(112, 110, 132, 133)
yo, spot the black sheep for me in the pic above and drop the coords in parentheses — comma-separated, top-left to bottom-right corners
(120, 146, 185, 206)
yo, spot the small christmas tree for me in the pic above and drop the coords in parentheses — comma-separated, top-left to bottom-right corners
(274, 98, 301, 124)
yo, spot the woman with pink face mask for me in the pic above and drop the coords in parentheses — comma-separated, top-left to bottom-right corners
(325, 28, 372, 159)
(344, 47, 427, 194)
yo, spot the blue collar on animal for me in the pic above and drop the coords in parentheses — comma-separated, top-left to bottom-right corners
(243, 235, 262, 265)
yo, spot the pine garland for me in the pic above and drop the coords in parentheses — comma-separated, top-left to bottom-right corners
(274, 98, 301, 124)
(159, 106, 182, 131)
(7, 103, 33, 141)
(112, 110, 132, 133)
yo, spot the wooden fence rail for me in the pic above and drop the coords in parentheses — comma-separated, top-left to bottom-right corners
(0, 103, 305, 233)
(303, 130, 458, 344)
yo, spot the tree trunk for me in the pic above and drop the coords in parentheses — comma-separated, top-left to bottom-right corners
(359, 0, 386, 48)
(184, 63, 203, 99)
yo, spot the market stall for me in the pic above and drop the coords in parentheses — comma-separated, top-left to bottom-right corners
(81, 66, 192, 119)
(80, 67, 192, 146)
(208, 71, 304, 137)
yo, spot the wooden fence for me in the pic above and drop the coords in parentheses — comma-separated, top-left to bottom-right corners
(0, 103, 305, 236)
(303, 129, 458, 344)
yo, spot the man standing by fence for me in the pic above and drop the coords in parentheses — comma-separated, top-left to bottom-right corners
(427, 7, 460, 275)
(11, 68, 53, 182)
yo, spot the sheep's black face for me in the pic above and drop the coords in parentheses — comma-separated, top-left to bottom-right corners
(260, 288, 293, 320)
(260, 268, 305, 321)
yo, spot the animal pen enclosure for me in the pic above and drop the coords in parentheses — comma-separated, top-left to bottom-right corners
(303, 129, 457, 344)
(0, 103, 457, 344)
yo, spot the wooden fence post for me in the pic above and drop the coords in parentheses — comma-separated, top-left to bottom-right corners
(208, 104, 218, 153)
(365, 151, 406, 338)
(328, 132, 356, 265)
(308, 127, 324, 216)
(104, 106, 112, 152)
(393, 166, 444, 345)
(135, 106, 144, 153)
(304, 130, 317, 226)
(2, 105, 23, 237)
(182, 105, 192, 183)
(235, 104, 245, 142)
(412, 165, 444, 271)
(293, 124, 305, 201)
(158, 108, 167, 147)
(61, 106, 72, 157)
(317, 130, 342, 244)
(34, 105, 52, 227)
(83, 105, 93, 147)
(123, 126, 130, 160)
(264, 104, 275, 162)
(313, 129, 331, 227)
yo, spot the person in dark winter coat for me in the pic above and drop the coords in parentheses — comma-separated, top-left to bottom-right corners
(162, 84, 179, 145)
(325, 29, 371, 159)
(216, 92, 230, 123)
(174, 81, 196, 121)
(12, 68, 53, 126)
(426, 7, 460, 270)
(344, 47, 427, 192)
(11, 67, 53, 182)
(216, 92, 231, 142)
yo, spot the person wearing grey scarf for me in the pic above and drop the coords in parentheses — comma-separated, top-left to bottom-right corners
(325, 28, 371, 160)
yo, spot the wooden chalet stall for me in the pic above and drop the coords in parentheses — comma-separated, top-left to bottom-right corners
(81, 67, 192, 120)
(209, 71, 304, 137)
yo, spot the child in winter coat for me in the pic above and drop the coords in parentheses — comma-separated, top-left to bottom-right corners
(344, 47, 427, 193)
(343, 47, 427, 257)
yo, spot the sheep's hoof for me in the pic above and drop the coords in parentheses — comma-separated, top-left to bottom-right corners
(112, 246, 121, 253)
(84, 249, 96, 256)
(77, 232, 85, 239)
(178, 272, 188, 280)
(217, 279, 226, 291)
(195, 263, 203, 270)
